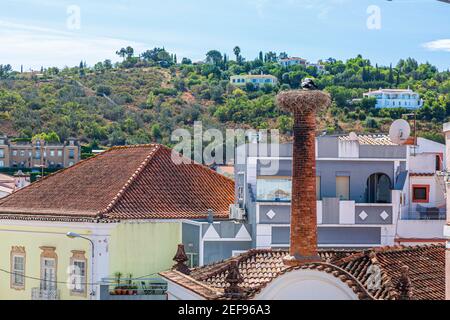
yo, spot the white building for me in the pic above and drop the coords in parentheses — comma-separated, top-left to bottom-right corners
(230, 74, 278, 86)
(363, 88, 423, 109)
(306, 61, 325, 73)
(0, 171, 30, 198)
(280, 57, 307, 68)
(233, 134, 446, 250)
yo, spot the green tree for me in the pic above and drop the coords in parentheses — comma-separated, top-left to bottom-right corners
(151, 123, 162, 141)
(233, 46, 241, 63)
(206, 50, 223, 66)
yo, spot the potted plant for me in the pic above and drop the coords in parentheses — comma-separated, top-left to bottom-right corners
(114, 272, 123, 295)
(126, 273, 134, 295)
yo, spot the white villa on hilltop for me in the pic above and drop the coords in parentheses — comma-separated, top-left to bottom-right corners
(230, 74, 278, 87)
(364, 88, 423, 109)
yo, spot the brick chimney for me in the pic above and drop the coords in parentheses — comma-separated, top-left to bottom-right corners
(277, 89, 330, 266)
(443, 123, 450, 300)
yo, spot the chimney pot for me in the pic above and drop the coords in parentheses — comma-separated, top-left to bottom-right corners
(172, 244, 191, 275)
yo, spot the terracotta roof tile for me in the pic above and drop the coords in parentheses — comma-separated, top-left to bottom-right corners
(160, 245, 445, 300)
(0, 144, 234, 221)
(339, 134, 396, 146)
(410, 172, 435, 177)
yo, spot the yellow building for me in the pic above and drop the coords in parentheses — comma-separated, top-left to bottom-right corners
(0, 144, 234, 300)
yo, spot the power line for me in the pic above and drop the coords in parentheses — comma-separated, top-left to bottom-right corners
(0, 268, 162, 286)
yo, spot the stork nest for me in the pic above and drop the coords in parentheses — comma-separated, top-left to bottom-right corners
(276, 89, 331, 115)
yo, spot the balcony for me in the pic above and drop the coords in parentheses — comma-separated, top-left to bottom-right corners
(31, 288, 60, 300)
(257, 199, 393, 225)
(318, 199, 393, 225)
(99, 277, 167, 300)
(401, 207, 446, 221)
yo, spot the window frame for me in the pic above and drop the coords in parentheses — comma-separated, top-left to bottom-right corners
(256, 176, 292, 202)
(336, 176, 350, 201)
(412, 184, 430, 203)
(10, 246, 26, 290)
(39, 246, 58, 292)
(70, 250, 87, 297)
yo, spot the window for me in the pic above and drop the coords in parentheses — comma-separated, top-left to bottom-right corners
(12, 150, 17, 156)
(336, 176, 350, 200)
(0, 149, 4, 158)
(257, 178, 291, 202)
(185, 252, 199, 268)
(39, 247, 57, 292)
(35, 150, 41, 160)
(50, 150, 55, 157)
(57, 150, 63, 157)
(316, 176, 321, 200)
(366, 173, 391, 203)
(10, 246, 26, 290)
(412, 185, 429, 203)
(237, 186, 244, 201)
(69, 149, 75, 159)
(70, 250, 87, 296)
(41, 258, 57, 291)
(0, 160, 4, 167)
(20, 150, 25, 157)
(436, 154, 442, 171)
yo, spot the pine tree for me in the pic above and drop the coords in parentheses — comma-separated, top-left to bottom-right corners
(388, 63, 394, 86)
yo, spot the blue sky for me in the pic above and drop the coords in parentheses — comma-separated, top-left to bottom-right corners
(1, 0, 450, 71)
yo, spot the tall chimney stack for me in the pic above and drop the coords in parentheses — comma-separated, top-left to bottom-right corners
(277, 88, 330, 266)
(443, 123, 450, 300)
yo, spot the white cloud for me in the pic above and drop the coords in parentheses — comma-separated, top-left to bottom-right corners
(0, 20, 147, 71)
(423, 39, 450, 52)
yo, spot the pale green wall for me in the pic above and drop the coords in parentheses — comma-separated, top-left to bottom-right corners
(0, 224, 92, 300)
(0, 221, 183, 300)
(108, 221, 182, 279)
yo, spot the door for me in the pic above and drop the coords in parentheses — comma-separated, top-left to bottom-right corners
(336, 176, 350, 200)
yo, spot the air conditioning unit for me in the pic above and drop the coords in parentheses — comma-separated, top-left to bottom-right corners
(229, 204, 246, 221)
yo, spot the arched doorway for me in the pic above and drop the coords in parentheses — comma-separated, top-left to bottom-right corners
(366, 173, 391, 203)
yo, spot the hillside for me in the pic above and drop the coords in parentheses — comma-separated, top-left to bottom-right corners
(0, 49, 449, 149)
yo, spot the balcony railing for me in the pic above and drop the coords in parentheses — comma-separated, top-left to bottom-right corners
(401, 211, 447, 221)
(99, 278, 167, 300)
(31, 288, 60, 300)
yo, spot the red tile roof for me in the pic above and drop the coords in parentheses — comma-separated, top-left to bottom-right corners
(160, 245, 445, 300)
(0, 144, 235, 222)
(410, 172, 436, 177)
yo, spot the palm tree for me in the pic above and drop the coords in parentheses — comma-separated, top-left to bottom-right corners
(116, 48, 127, 60)
(233, 46, 241, 63)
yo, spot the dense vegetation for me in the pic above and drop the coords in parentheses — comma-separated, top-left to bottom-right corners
(1, 46, 449, 149)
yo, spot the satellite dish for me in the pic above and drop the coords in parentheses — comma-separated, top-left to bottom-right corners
(389, 119, 411, 145)
(349, 132, 358, 141)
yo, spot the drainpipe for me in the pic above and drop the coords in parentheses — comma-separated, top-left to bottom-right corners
(443, 123, 450, 300)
